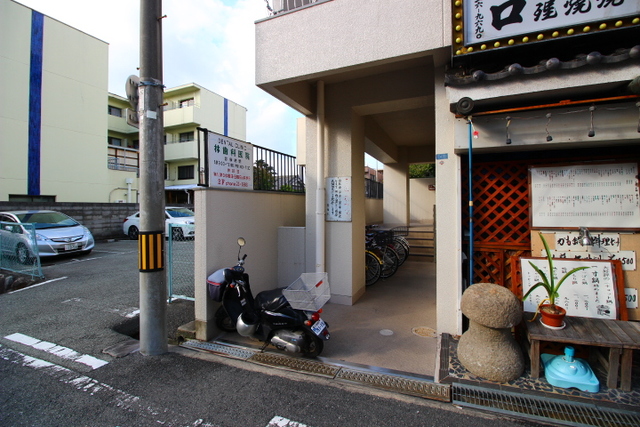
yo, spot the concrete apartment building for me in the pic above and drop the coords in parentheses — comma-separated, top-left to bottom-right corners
(108, 84, 247, 204)
(1, 0, 247, 205)
(253, 0, 640, 336)
(0, 0, 132, 203)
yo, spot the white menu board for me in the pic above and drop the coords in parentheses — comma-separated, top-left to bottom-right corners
(530, 163, 640, 229)
(521, 258, 618, 320)
(326, 177, 352, 222)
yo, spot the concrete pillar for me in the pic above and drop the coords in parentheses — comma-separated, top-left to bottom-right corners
(383, 147, 410, 226)
(194, 188, 216, 341)
(434, 67, 464, 336)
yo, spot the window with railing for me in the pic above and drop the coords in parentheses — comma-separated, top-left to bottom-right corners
(108, 145, 139, 173)
(179, 131, 195, 143)
(266, 0, 326, 15)
(179, 98, 194, 108)
(108, 106, 122, 117)
(178, 165, 195, 180)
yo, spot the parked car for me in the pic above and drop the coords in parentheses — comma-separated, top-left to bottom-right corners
(0, 210, 95, 264)
(122, 207, 195, 240)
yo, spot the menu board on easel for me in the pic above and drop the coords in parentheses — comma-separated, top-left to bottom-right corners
(530, 163, 640, 229)
(521, 258, 623, 320)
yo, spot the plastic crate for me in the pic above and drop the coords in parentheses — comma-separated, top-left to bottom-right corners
(282, 272, 330, 311)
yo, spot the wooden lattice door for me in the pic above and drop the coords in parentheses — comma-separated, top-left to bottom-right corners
(462, 160, 532, 292)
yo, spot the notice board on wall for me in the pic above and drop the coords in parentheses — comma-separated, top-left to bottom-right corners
(520, 257, 626, 320)
(529, 163, 640, 229)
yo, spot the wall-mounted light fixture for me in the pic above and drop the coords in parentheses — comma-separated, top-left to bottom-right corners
(578, 227, 593, 246)
(545, 113, 553, 141)
(588, 106, 596, 137)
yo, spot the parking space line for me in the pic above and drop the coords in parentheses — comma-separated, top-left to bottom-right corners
(8, 276, 67, 294)
(0, 345, 214, 426)
(4, 332, 108, 370)
(267, 416, 310, 427)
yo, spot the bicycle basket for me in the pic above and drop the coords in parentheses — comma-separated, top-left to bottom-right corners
(373, 230, 394, 246)
(282, 272, 330, 311)
(391, 226, 409, 237)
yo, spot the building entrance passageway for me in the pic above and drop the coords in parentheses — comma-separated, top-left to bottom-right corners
(211, 256, 438, 377)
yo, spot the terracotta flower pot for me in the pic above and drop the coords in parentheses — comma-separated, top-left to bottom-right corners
(540, 304, 566, 328)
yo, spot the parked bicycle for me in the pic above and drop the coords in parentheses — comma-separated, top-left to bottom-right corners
(365, 247, 382, 286)
(366, 228, 400, 280)
(364, 225, 411, 286)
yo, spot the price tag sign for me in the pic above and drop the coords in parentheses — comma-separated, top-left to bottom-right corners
(626, 288, 638, 309)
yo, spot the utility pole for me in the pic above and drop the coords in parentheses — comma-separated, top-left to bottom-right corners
(138, 0, 167, 356)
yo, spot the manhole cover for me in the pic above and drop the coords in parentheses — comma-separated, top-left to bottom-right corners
(379, 329, 394, 336)
(412, 327, 437, 338)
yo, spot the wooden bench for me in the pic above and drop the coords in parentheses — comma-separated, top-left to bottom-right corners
(523, 314, 640, 391)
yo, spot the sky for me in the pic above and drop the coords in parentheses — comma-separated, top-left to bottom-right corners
(15, 0, 302, 156)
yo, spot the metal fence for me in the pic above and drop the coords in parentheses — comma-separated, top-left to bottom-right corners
(365, 178, 383, 199)
(167, 223, 194, 302)
(253, 145, 305, 192)
(0, 221, 44, 279)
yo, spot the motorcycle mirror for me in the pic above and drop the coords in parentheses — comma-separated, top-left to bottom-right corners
(237, 237, 246, 247)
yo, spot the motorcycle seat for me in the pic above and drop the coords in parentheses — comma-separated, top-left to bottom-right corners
(255, 288, 289, 312)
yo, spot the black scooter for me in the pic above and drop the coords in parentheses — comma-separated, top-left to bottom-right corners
(208, 238, 330, 357)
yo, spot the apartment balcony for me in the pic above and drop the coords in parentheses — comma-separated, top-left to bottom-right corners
(108, 111, 138, 134)
(268, 0, 325, 15)
(108, 145, 139, 172)
(164, 104, 201, 128)
(165, 140, 198, 162)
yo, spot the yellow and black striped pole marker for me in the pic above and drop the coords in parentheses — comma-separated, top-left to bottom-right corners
(138, 231, 164, 272)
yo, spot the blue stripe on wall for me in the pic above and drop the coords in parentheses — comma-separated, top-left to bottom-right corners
(28, 11, 44, 196)
(223, 98, 228, 136)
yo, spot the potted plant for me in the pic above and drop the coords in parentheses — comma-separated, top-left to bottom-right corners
(522, 232, 589, 329)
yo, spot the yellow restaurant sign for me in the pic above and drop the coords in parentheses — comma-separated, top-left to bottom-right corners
(452, 0, 640, 55)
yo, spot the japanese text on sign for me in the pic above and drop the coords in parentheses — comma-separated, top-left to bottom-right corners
(326, 177, 352, 222)
(521, 258, 618, 319)
(463, 1, 639, 45)
(530, 163, 640, 229)
(208, 132, 253, 190)
(547, 231, 636, 271)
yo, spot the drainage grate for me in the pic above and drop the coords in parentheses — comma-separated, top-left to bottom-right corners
(248, 352, 341, 378)
(336, 368, 451, 402)
(453, 384, 640, 427)
(181, 339, 256, 360)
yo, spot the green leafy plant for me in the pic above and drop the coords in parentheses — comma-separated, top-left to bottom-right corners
(521, 232, 589, 314)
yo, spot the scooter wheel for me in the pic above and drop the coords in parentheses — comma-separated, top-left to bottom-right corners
(302, 331, 324, 358)
(215, 306, 237, 332)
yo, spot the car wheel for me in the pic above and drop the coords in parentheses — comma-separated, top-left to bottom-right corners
(128, 226, 139, 240)
(171, 227, 184, 241)
(16, 243, 32, 265)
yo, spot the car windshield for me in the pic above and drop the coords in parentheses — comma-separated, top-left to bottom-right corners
(166, 208, 194, 218)
(16, 212, 79, 229)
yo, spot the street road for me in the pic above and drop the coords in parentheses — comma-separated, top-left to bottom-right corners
(0, 240, 547, 426)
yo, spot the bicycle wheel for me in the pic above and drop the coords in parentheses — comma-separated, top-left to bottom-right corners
(380, 247, 399, 279)
(365, 251, 382, 286)
(390, 241, 408, 266)
(395, 236, 410, 256)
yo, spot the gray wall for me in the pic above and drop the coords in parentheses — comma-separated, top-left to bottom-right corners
(0, 202, 143, 240)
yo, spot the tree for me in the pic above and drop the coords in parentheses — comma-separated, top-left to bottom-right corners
(409, 163, 435, 178)
(253, 159, 277, 190)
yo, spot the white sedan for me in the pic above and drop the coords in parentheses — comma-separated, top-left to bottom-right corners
(123, 207, 195, 240)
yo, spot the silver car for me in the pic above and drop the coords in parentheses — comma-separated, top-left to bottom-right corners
(0, 210, 95, 263)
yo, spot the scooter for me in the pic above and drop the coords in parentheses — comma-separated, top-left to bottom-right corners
(208, 238, 330, 357)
